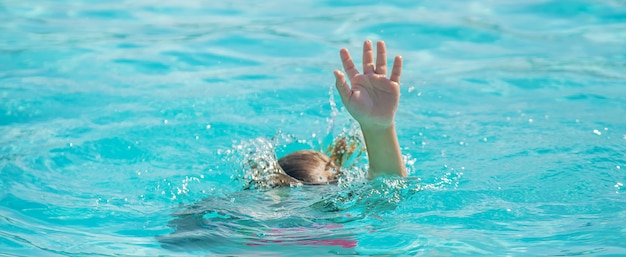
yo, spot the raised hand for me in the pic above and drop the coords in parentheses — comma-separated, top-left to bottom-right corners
(334, 40, 402, 130)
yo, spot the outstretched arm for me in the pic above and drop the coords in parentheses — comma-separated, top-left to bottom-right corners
(334, 40, 407, 178)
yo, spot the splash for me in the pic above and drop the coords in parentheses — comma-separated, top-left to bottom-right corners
(227, 126, 369, 191)
(229, 135, 285, 190)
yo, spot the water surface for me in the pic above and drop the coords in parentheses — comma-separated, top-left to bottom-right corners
(1, 0, 625, 256)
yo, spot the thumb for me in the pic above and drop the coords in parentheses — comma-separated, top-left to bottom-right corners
(334, 70, 351, 103)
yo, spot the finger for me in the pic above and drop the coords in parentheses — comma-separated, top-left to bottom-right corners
(362, 40, 375, 74)
(340, 48, 359, 80)
(334, 70, 351, 103)
(390, 56, 402, 83)
(375, 41, 387, 75)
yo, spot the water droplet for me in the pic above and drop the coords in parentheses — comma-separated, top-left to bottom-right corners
(408, 86, 415, 93)
(206, 124, 211, 129)
(593, 129, 601, 136)
(528, 118, 533, 123)
(163, 119, 169, 124)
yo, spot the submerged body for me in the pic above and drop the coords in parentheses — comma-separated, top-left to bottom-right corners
(158, 186, 360, 254)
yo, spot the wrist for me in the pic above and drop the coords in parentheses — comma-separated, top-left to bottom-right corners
(359, 121, 395, 133)
(358, 121, 406, 178)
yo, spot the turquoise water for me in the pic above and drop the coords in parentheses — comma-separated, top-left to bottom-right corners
(1, 0, 626, 256)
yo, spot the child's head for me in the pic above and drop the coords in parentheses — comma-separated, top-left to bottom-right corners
(250, 136, 360, 189)
(277, 150, 338, 185)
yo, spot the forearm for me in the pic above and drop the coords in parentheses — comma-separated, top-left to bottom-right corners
(360, 123, 407, 178)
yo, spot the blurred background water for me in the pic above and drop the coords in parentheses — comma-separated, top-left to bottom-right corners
(1, 0, 625, 256)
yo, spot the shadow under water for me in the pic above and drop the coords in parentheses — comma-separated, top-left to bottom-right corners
(157, 186, 364, 255)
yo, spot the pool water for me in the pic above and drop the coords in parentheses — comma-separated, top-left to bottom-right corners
(1, 0, 625, 256)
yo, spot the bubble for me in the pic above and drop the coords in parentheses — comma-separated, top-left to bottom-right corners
(593, 129, 602, 136)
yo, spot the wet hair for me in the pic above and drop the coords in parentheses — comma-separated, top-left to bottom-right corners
(278, 150, 338, 185)
(275, 136, 361, 186)
(243, 136, 362, 189)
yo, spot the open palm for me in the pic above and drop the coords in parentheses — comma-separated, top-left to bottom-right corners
(334, 40, 402, 129)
